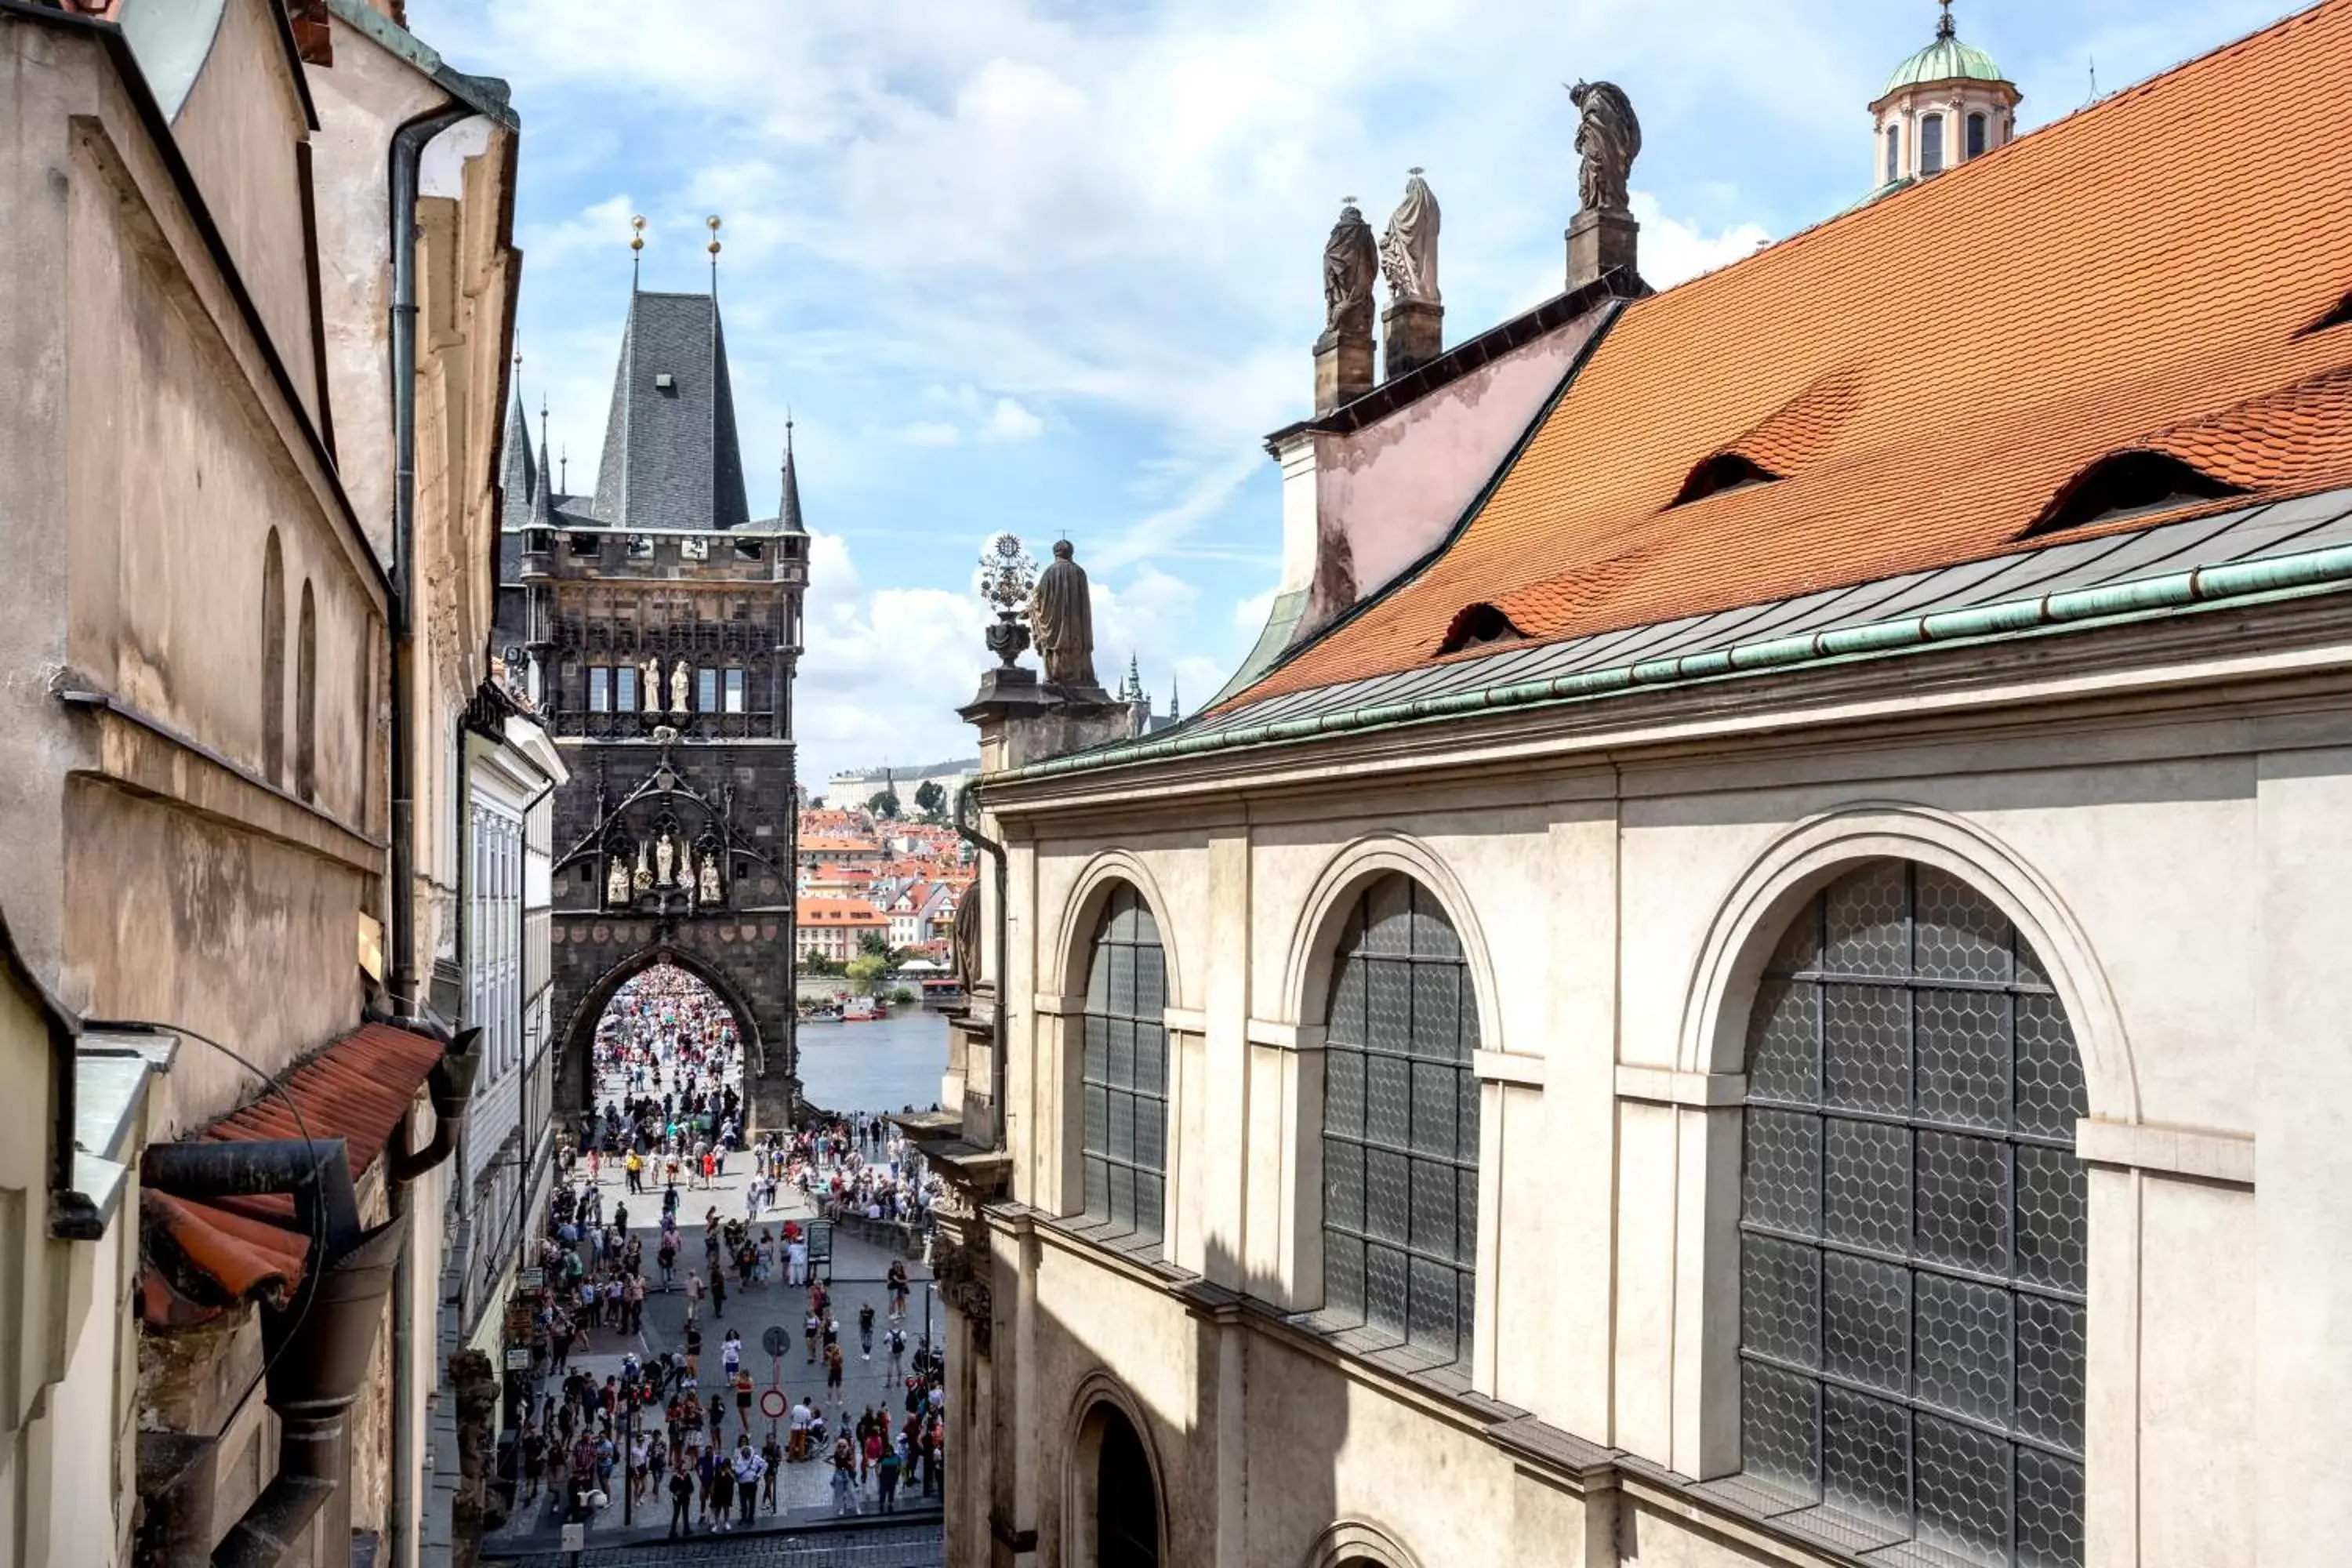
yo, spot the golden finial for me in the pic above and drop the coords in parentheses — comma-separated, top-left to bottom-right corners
(706, 214, 724, 257)
(630, 213, 647, 252)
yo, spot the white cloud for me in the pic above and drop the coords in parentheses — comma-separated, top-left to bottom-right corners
(981, 397, 1046, 444)
(1627, 192, 1772, 288)
(899, 421, 962, 447)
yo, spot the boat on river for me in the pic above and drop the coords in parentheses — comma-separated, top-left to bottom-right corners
(843, 996, 884, 1022)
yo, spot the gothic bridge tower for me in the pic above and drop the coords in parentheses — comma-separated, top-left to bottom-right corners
(496, 233, 809, 1124)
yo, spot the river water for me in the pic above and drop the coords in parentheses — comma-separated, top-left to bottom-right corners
(795, 1003, 952, 1117)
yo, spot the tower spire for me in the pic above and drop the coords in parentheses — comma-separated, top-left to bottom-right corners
(1937, 0, 1954, 38)
(707, 215, 723, 296)
(630, 212, 645, 291)
(777, 412, 805, 534)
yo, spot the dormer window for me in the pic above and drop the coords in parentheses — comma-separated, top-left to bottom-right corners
(2029, 450, 2243, 534)
(655, 372, 676, 392)
(1437, 602, 1525, 655)
(1672, 452, 1779, 506)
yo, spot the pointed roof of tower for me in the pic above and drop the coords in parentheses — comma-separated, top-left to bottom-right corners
(777, 417, 808, 535)
(529, 423, 555, 528)
(499, 383, 535, 524)
(590, 289, 750, 531)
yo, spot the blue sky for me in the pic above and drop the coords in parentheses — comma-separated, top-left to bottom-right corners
(406, 0, 2298, 788)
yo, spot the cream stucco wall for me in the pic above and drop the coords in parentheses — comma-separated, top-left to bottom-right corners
(965, 606, 2352, 1568)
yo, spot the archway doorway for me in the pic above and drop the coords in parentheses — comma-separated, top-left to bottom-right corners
(556, 945, 762, 1126)
(1073, 1399, 1160, 1568)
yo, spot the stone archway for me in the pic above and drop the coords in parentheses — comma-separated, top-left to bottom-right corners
(550, 928, 798, 1127)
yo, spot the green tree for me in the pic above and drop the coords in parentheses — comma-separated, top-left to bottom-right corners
(799, 951, 843, 976)
(913, 780, 946, 818)
(857, 930, 893, 959)
(867, 789, 902, 818)
(846, 954, 889, 994)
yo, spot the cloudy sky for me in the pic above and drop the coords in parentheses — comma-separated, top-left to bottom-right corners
(407, 0, 2291, 789)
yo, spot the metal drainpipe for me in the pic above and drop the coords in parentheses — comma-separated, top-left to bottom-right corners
(388, 100, 474, 1568)
(953, 786, 1011, 1150)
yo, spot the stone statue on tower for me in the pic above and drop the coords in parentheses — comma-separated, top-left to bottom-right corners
(1570, 80, 1642, 214)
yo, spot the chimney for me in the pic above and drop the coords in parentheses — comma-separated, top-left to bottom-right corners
(1379, 169, 1444, 380)
(1565, 80, 1642, 289)
(1314, 200, 1377, 413)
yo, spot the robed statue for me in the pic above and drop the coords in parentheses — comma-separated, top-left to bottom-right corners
(655, 829, 677, 886)
(670, 659, 691, 713)
(1321, 200, 1377, 340)
(1569, 80, 1641, 214)
(699, 855, 722, 903)
(606, 850, 632, 906)
(641, 655, 662, 713)
(1029, 539, 1098, 689)
(952, 888, 981, 992)
(1380, 169, 1441, 305)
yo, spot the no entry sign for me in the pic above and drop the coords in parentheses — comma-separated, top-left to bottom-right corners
(760, 1388, 788, 1419)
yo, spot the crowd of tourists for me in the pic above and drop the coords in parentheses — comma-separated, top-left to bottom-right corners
(498, 967, 952, 1536)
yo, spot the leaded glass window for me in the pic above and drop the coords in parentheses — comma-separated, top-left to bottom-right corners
(1080, 886, 1169, 1247)
(1319, 873, 1481, 1367)
(1738, 859, 2088, 1566)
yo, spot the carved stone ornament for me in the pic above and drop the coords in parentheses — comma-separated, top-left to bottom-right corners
(1321, 200, 1378, 339)
(952, 888, 981, 991)
(633, 839, 653, 891)
(1379, 169, 1440, 305)
(655, 829, 677, 887)
(1027, 539, 1098, 689)
(1569, 79, 1642, 214)
(606, 849, 632, 907)
(670, 659, 691, 713)
(699, 854, 722, 903)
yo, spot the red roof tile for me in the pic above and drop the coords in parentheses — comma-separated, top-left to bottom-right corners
(1232, 1, 2352, 706)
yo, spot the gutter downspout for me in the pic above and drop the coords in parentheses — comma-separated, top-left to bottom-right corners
(953, 786, 1011, 1150)
(389, 100, 474, 1568)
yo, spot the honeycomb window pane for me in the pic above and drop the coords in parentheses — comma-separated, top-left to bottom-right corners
(1820, 1383, 1910, 1531)
(1824, 860, 1911, 977)
(1824, 1118, 1912, 1254)
(1822, 1250, 1907, 1392)
(1748, 978, 1820, 1105)
(1744, 1232, 1821, 1369)
(1917, 987, 2012, 1131)
(1745, 1108, 1824, 1237)
(1824, 984, 1910, 1114)
(1914, 1411, 2013, 1563)
(1915, 1272, 2013, 1425)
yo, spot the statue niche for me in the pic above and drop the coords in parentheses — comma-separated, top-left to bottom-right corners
(605, 843, 633, 908)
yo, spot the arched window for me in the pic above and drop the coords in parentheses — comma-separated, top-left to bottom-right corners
(295, 579, 318, 802)
(1966, 111, 1989, 161)
(1319, 873, 1479, 1366)
(1095, 1404, 1159, 1568)
(1920, 114, 1946, 175)
(261, 528, 285, 784)
(1885, 124, 1901, 184)
(1080, 885, 1168, 1247)
(1738, 859, 2087, 1566)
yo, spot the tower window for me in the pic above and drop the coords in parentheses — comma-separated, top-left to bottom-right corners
(615, 664, 638, 713)
(1921, 114, 1945, 175)
(724, 669, 746, 713)
(1885, 125, 1900, 184)
(699, 667, 718, 713)
(1965, 112, 1988, 160)
(588, 666, 611, 713)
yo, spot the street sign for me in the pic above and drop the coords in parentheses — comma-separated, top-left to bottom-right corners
(760, 1388, 788, 1419)
(761, 1324, 789, 1358)
(517, 1268, 545, 1290)
(504, 1348, 534, 1371)
(807, 1219, 833, 1278)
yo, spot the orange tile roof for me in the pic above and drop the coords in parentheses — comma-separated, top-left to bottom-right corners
(797, 898, 887, 926)
(1233, 1, 2352, 708)
(142, 1022, 443, 1324)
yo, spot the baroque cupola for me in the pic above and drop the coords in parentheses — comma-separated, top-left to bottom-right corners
(1870, 1, 2020, 191)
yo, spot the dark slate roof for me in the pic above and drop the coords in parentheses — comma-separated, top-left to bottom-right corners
(776, 424, 808, 535)
(499, 388, 535, 522)
(590, 290, 751, 532)
(999, 487, 2352, 783)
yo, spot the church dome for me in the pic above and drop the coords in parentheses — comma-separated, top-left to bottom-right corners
(1885, 16, 2008, 94)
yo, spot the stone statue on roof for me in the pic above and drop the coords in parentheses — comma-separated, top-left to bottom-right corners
(1321, 199, 1378, 340)
(1569, 80, 1642, 214)
(1028, 539, 1098, 690)
(1380, 169, 1441, 305)
(952, 887, 980, 992)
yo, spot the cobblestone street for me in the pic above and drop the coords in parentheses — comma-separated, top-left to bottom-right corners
(500, 1523, 942, 1567)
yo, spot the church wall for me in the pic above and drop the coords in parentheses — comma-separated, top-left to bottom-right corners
(981, 672, 2341, 1566)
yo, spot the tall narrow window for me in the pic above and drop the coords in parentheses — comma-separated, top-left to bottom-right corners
(1078, 885, 1169, 1248)
(1094, 1404, 1160, 1568)
(724, 669, 746, 713)
(588, 666, 612, 713)
(1966, 111, 1988, 160)
(1920, 114, 1946, 175)
(1319, 873, 1480, 1367)
(1885, 124, 1901, 183)
(699, 667, 718, 713)
(615, 664, 638, 713)
(1736, 859, 2088, 1566)
(261, 529, 286, 784)
(295, 580, 318, 802)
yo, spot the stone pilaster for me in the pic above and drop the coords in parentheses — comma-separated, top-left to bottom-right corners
(1566, 206, 1640, 290)
(1313, 326, 1374, 415)
(1381, 298, 1445, 381)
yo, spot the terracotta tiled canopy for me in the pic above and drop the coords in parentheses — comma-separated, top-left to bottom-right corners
(140, 1023, 443, 1327)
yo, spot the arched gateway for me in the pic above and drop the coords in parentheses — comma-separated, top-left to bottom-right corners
(492, 275, 811, 1127)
